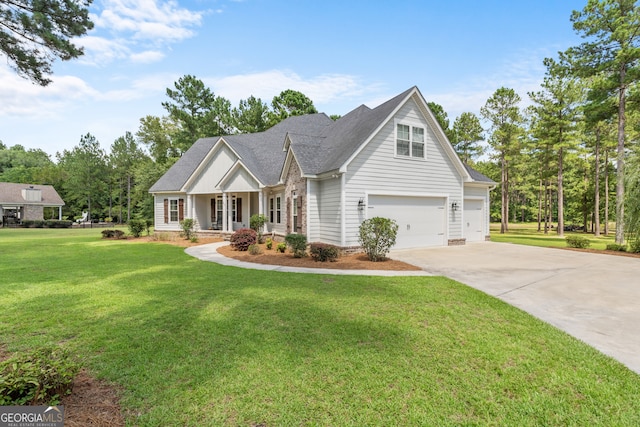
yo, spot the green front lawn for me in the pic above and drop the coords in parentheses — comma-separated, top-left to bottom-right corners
(1, 229, 638, 426)
(490, 222, 618, 250)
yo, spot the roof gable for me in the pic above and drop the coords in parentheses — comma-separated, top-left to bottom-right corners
(149, 86, 482, 193)
(185, 139, 242, 193)
(0, 182, 64, 206)
(217, 161, 262, 191)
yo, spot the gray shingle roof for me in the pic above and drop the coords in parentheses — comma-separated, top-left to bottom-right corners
(149, 87, 491, 192)
(0, 182, 64, 206)
(312, 87, 415, 174)
(149, 114, 333, 192)
(149, 137, 220, 192)
(463, 164, 496, 184)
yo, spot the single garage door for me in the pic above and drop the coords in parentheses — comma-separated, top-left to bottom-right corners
(367, 195, 446, 249)
(464, 199, 484, 242)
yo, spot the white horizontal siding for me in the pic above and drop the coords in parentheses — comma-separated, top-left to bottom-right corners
(222, 167, 260, 192)
(318, 178, 342, 245)
(307, 180, 320, 241)
(153, 193, 183, 231)
(188, 145, 236, 193)
(344, 99, 464, 246)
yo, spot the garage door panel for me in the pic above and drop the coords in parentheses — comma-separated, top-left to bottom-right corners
(368, 195, 446, 249)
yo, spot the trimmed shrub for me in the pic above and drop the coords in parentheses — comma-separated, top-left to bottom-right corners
(276, 242, 287, 253)
(0, 346, 80, 405)
(101, 229, 125, 239)
(248, 244, 263, 255)
(180, 218, 195, 240)
(145, 219, 153, 236)
(128, 219, 147, 238)
(358, 217, 399, 261)
(565, 235, 590, 249)
(230, 228, 257, 251)
(309, 242, 340, 262)
(285, 233, 307, 258)
(265, 237, 273, 250)
(629, 239, 640, 254)
(606, 243, 627, 252)
(22, 220, 72, 229)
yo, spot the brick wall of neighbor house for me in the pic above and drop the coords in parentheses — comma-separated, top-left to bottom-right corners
(23, 205, 44, 221)
(283, 159, 307, 235)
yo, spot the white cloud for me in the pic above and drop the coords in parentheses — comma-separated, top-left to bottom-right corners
(76, 35, 131, 66)
(0, 64, 99, 118)
(79, 0, 204, 66)
(424, 50, 549, 121)
(206, 70, 383, 112)
(130, 50, 165, 63)
(94, 0, 202, 42)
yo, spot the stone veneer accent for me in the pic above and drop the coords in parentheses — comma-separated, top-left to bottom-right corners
(283, 158, 307, 235)
(447, 238, 467, 246)
(23, 205, 44, 221)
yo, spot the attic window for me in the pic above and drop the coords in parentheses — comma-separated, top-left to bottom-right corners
(396, 122, 425, 159)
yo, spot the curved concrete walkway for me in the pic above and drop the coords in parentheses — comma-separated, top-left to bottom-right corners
(187, 241, 640, 375)
(185, 242, 430, 276)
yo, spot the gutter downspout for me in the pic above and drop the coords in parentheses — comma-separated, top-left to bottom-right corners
(340, 173, 346, 247)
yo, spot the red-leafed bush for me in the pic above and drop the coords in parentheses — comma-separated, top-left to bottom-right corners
(230, 228, 257, 251)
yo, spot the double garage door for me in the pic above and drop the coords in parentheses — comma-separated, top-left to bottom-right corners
(367, 195, 446, 249)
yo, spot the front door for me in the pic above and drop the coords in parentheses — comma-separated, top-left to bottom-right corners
(211, 198, 223, 230)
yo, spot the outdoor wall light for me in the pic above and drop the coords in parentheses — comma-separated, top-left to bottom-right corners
(358, 198, 366, 211)
(451, 202, 459, 211)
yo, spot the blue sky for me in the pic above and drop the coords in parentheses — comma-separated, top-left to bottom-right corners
(0, 0, 587, 157)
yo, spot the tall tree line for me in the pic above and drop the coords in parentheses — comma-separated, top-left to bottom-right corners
(0, 77, 319, 222)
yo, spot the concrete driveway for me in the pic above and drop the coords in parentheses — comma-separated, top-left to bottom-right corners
(390, 242, 640, 375)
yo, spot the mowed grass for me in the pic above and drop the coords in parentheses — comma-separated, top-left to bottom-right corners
(1, 229, 639, 426)
(490, 222, 618, 250)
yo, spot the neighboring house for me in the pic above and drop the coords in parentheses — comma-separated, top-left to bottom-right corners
(150, 86, 495, 249)
(0, 182, 65, 226)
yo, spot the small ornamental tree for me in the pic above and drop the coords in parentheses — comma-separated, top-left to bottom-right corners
(250, 214, 267, 242)
(180, 218, 195, 240)
(358, 217, 398, 261)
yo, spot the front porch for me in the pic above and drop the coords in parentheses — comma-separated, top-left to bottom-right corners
(191, 191, 262, 232)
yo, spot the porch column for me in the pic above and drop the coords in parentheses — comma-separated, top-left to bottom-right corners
(258, 190, 264, 216)
(222, 192, 228, 232)
(58, 206, 62, 220)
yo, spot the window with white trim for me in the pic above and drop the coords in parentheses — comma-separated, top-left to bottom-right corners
(169, 199, 179, 222)
(396, 122, 426, 159)
(269, 197, 275, 223)
(276, 196, 281, 224)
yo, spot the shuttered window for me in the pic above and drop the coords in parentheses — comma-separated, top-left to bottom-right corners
(165, 197, 184, 223)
